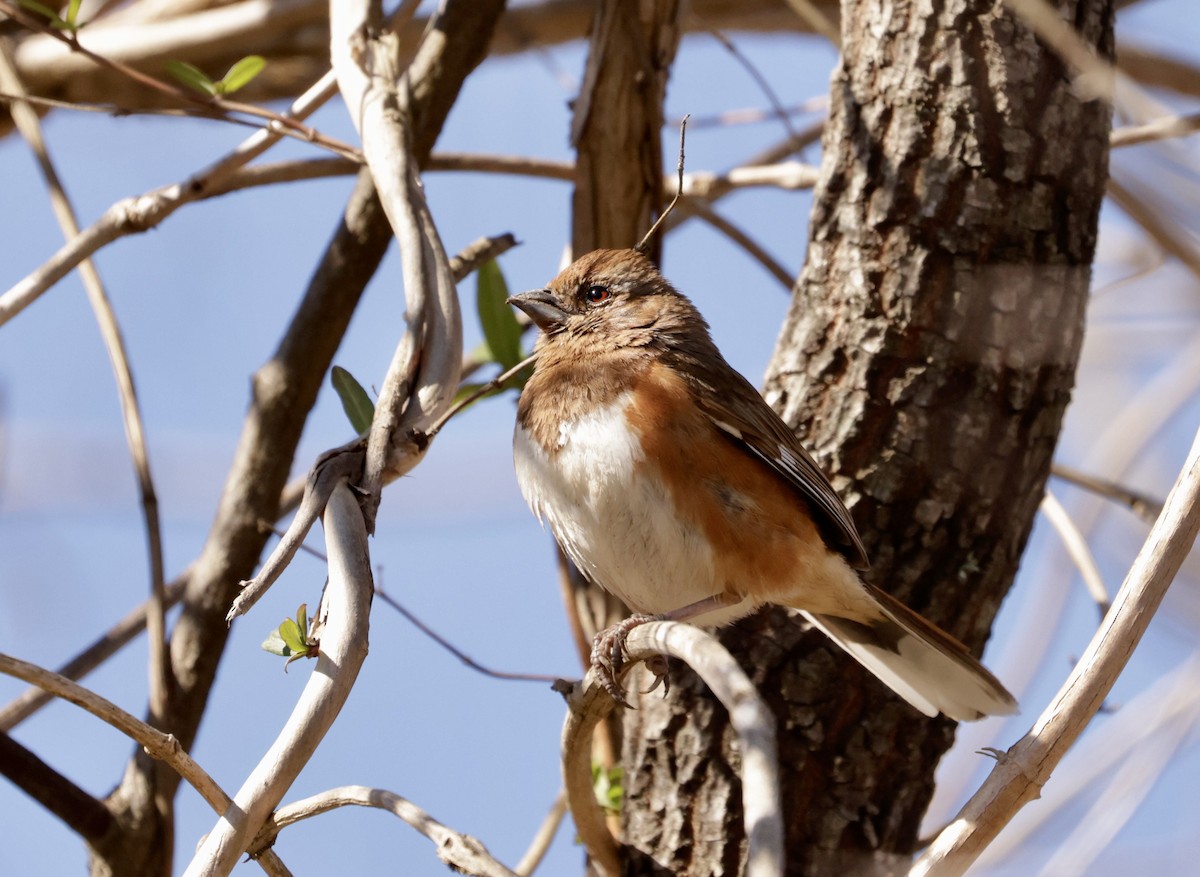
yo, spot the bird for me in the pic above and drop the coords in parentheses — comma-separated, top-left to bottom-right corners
(508, 247, 1017, 722)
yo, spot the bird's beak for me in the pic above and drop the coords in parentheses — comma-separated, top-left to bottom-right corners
(508, 289, 568, 332)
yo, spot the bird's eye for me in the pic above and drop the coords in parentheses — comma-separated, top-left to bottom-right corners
(585, 284, 611, 303)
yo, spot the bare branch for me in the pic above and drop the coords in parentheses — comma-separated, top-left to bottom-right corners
(514, 790, 568, 877)
(331, 2, 463, 530)
(1040, 490, 1111, 617)
(911, 426, 1200, 877)
(249, 785, 518, 877)
(1111, 111, 1200, 148)
(1050, 463, 1163, 524)
(560, 621, 783, 877)
(184, 481, 373, 876)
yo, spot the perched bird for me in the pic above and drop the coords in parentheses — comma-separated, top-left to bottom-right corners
(509, 248, 1017, 721)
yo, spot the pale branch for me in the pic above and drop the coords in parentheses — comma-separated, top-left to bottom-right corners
(514, 790, 568, 877)
(1040, 708, 1194, 875)
(1111, 111, 1200, 148)
(0, 67, 342, 326)
(248, 785, 519, 877)
(0, 37, 171, 725)
(331, 1, 464, 531)
(1050, 462, 1163, 523)
(184, 481, 373, 877)
(560, 621, 783, 877)
(226, 443, 363, 621)
(911, 426, 1200, 877)
(1040, 490, 1111, 617)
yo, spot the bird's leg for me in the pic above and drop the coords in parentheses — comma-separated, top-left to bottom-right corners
(591, 592, 741, 707)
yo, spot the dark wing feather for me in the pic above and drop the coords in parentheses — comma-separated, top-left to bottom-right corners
(684, 360, 870, 570)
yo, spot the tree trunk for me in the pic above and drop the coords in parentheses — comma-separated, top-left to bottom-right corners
(621, 1, 1114, 874)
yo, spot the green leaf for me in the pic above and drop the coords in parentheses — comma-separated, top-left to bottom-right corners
(476, 260, 522, 370)
(278, 617, 307, 655)
(165, 60, 217, 96)
(295, 602, 308, 633)
(331, 366, 375, 434)
(261, 630, 291, 656)
(64, 0, 82, 26)
(591, 763, 624, 815)
(217, 55, 266, 95)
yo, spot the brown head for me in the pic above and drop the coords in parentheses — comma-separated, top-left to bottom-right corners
(507, 249, 714, 361)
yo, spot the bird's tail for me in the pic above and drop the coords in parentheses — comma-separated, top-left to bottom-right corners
(800, 583, 1017, 722)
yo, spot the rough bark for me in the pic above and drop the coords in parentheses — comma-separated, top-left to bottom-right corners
(621, 1, 1114, 875)
(88, 2, 506, 874)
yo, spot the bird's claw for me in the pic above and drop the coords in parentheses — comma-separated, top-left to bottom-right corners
(590, 615, 669, 708)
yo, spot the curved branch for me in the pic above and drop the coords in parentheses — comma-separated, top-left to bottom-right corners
(911, 426, 1200, 877)
(249, 785, 518, 877)
(560, 621, 783, 877)
(184, 481, 373, 877)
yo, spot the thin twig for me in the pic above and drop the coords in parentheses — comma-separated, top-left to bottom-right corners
(1050, 463, 1163, 524)
(375, 586, 561, 684)
(421, 353, 537, 441)
(1040, 491, 1111, 618)
(248, 785, 518, 877)
(635, 114, 689, 254)
(0, 38, 170, 723)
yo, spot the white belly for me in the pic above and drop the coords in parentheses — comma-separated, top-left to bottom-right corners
(514, 395, 752, 624)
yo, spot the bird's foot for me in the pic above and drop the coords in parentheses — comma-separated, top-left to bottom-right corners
(590, 614, 656, 708)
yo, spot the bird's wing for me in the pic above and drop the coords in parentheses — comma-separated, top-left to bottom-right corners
(689, 366, 870, 570)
